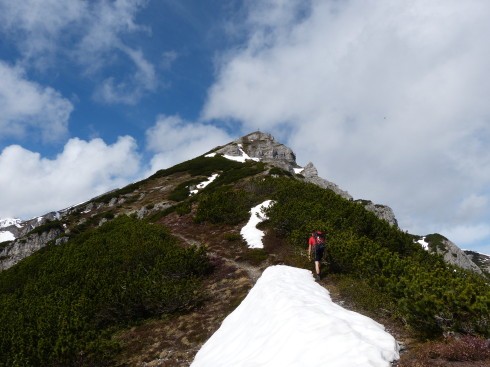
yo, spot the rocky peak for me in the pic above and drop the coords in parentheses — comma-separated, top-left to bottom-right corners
(211, 131, 401, 219)
(213, 131, 297, 167)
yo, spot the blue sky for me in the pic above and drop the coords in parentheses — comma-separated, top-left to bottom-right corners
(1, 0, 490, 255)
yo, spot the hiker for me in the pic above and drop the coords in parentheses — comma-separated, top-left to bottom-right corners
(308, 231, 325, 280)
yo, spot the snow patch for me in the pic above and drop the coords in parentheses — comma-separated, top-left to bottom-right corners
(294, 167, 304, 174)
(240, 200, 274, 248)
(190, 173, 219, 195)
(0, 231, 15, 242)
(191, 265, 399, 367)
(0, 218, 22, 229)
(417, 237, 429, 251)
(205, 144, 260, 163)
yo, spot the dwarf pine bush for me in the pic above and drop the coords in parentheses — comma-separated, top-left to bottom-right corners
(257, 177, 490, 337)
(0, 216, 210, 367)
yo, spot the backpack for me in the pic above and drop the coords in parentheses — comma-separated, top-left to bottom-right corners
(315, 231, 326, 250)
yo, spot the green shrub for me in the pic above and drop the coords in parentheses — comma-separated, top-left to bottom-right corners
(175, 202, 192, 216)
(269, 167, 293, 177)
(194, 187, 255, 225)
(256, 177, 490, 337)
(425, 233, 448, 253)
(92, 182, 141, 204)
(27, 219, 64, 235)
(168, 178, 204, 202)
(223, 233, 243, 241)
(0, 216, 210, 366)
(241, 249, 269, 266)
(0, 241, 13, 251)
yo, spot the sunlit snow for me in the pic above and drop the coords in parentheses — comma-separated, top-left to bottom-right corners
(294, 167, 304, 174)
(0, 218, 21, 228)
(240, 200, 274, 248)
(191, 265, 399, 367)
(205, 144, 260, 163)
(417, 237, 429, 251)
(0, 231, 15, 242)
(190, 173, 219, 195)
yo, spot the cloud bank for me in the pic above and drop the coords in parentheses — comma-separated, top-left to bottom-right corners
(0, 137, 141, 219)
(203, 0, 490, 252)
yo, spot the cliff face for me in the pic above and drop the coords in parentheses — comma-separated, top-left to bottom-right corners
(420, 235, 483, 275)
(439, 238, 483, 274)
(0, 228, 63, 271)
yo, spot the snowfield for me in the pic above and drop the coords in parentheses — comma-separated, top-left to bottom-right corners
(0, 231, 15, 242)
(240, 200, 274, 249)
(191, 265, 399, 367)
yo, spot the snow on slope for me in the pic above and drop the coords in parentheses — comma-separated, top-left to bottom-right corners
(240, 200, 274, 249)
(0, 218, 21, 228)
(191, 265, 399, 367)
(205, 144, 260, 163)
(0, 231, 15, 242)
(417, 237, 429, 251)
(190, 173, 219, 195)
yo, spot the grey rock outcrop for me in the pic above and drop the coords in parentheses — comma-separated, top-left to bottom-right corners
(302, 162, 353, 201)
(0, 227, 63, 271)
(209, 131, 404, 221)
(422, 235, 483, 275)
(464, 250, 490, 273)
(213, 131, 297, 171)
(356, 200, 398, 227)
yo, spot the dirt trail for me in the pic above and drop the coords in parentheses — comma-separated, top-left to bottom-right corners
(174, 232, 262, 283)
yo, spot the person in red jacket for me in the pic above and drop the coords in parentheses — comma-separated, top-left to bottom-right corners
(308, 231, 325, 280)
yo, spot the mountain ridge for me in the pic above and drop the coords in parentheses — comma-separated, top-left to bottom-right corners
(1, 131, 489, 366)
(0, 131, 484, 274)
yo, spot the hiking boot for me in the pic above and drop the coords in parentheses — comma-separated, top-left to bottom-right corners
(314, 273, 320, 281)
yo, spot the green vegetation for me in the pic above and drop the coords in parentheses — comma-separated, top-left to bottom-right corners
(268, 166, 293, 177)
(92, 182, 141, 204)
(256, 177, 490, 337)
(149, 155, 249, 180)
(0, 216, 210, 367)
(168, 178, 204, 202)
(241, 249, 269, 266)
(26, 219, 64, 236)
(0, 241, 12, 251)
(425, 233, 449, 253)
(223, 233, 243, 242)
(194, 187, 256, 225)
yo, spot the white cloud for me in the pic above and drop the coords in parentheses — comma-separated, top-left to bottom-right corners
(0, 0, 87, 65)
(0, 136, 141, 219)
(93, 45, 157, 104)
(78, 0, 157, 104)
(202, 0, 490, 250)
(441, 224, 490, 250)
(145, 115, 233, 174)
(0, 61, 73, 142)
(0, 0, 155, 104)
